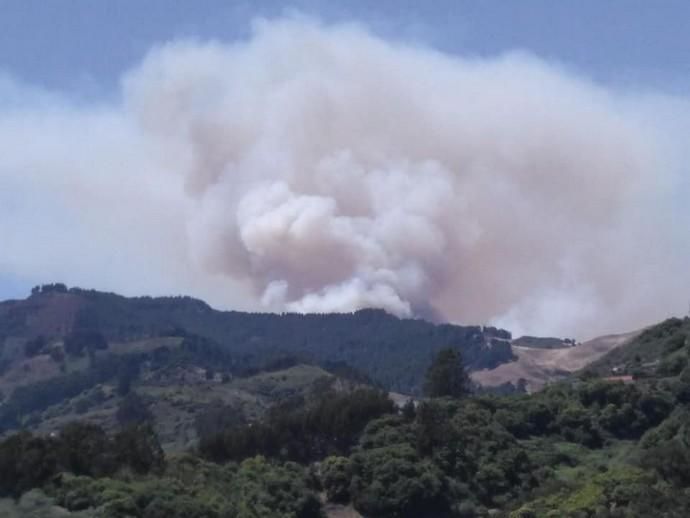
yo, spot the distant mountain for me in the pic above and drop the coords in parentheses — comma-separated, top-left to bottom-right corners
(0, 283, 514, 396)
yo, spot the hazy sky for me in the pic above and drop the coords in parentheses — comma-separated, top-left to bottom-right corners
(1, 2, 689, 337)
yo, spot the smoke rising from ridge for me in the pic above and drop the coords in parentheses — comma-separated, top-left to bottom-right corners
(1, 18, 689, 338)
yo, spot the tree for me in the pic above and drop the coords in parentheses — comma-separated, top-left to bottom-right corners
(116, 357, 140, 396)
(424, 348, 470, 399)
(57, 422, 116, 477)
(24, 336, 46, 357)
(321, 456, 352, 503)
(63, 330, 107, 357)
(230, 456, 322, 518)
(0, 431, 57, 497)
(113, 424, 165, 474)
(350, 443, 446, 517)
(116, 392, 152, 428)
(401, 399, 416, 421)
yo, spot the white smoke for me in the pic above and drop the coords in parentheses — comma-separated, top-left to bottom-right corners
(1, 17, 689, 338)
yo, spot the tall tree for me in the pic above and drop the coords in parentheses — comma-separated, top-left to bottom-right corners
(424, 348, 470, 398)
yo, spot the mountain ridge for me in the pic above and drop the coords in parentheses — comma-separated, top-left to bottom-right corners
(0, 284, 515, 396)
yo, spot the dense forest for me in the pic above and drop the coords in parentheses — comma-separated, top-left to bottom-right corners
(0, 285, 514, 394)
(1, 313, 690, 517)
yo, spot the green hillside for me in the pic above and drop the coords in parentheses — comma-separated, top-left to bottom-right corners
(2, 351, 690, 517)
(0, 284, 515, 395)
(4, 286, 690, 516)
(584, 317, 690, 378)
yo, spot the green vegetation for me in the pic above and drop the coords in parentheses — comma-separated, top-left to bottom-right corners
(2, 340, 690, 516)
(512, 336, 577, 349)
(4, 290, 690, 515)
(424, 347, 470, 398)
(2, 371, 686, 516)
(585, 317, 690, 377)
(1, 286, 515, 394)
(199, 387, 395, 463)
(63, 330, 108, 358)
(0, 422, 163, 498)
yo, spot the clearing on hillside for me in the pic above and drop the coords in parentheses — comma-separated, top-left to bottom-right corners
(471, 330, 640, 392)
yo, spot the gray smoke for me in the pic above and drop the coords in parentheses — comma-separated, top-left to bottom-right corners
(1, 18, 689, 338)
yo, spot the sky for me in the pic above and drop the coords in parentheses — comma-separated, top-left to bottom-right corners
(2, 0, 690, 96)
(1, 1, 689, 337)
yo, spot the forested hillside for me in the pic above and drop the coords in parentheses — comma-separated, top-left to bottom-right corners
(2, 339, 690, 517)
(2, 286, 690, 516)
(584, 317, 690, 378)
(0, 284, 514, 394)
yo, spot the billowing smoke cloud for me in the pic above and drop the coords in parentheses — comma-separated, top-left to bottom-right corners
(1, 18, 689, 338)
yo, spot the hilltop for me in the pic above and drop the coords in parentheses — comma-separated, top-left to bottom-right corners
(0, 283, 519, 448)
(0, 283, 514, 396)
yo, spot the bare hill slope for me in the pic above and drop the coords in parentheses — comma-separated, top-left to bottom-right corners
(471, 330, 640, 392)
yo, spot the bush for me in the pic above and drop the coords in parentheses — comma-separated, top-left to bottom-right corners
(320, 456, 352, 503)
(231, 456, 322, 518)
(0, 432, 57, 497)
(657, 354, 688, 377)
(350, 443, 446, 518)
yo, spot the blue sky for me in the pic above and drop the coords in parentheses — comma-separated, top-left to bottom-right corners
(2, 0, 690, 97)
(0, 1, 689, 336)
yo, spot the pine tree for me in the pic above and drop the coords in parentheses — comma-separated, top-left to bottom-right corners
(424, 348, 469, 398)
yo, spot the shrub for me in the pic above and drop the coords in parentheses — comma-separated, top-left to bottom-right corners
(320, 456, 352, 503)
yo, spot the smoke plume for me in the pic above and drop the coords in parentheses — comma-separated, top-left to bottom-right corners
(1, 18, 689, 338)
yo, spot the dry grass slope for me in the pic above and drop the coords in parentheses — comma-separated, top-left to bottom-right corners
(471, 330, 640, 392)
